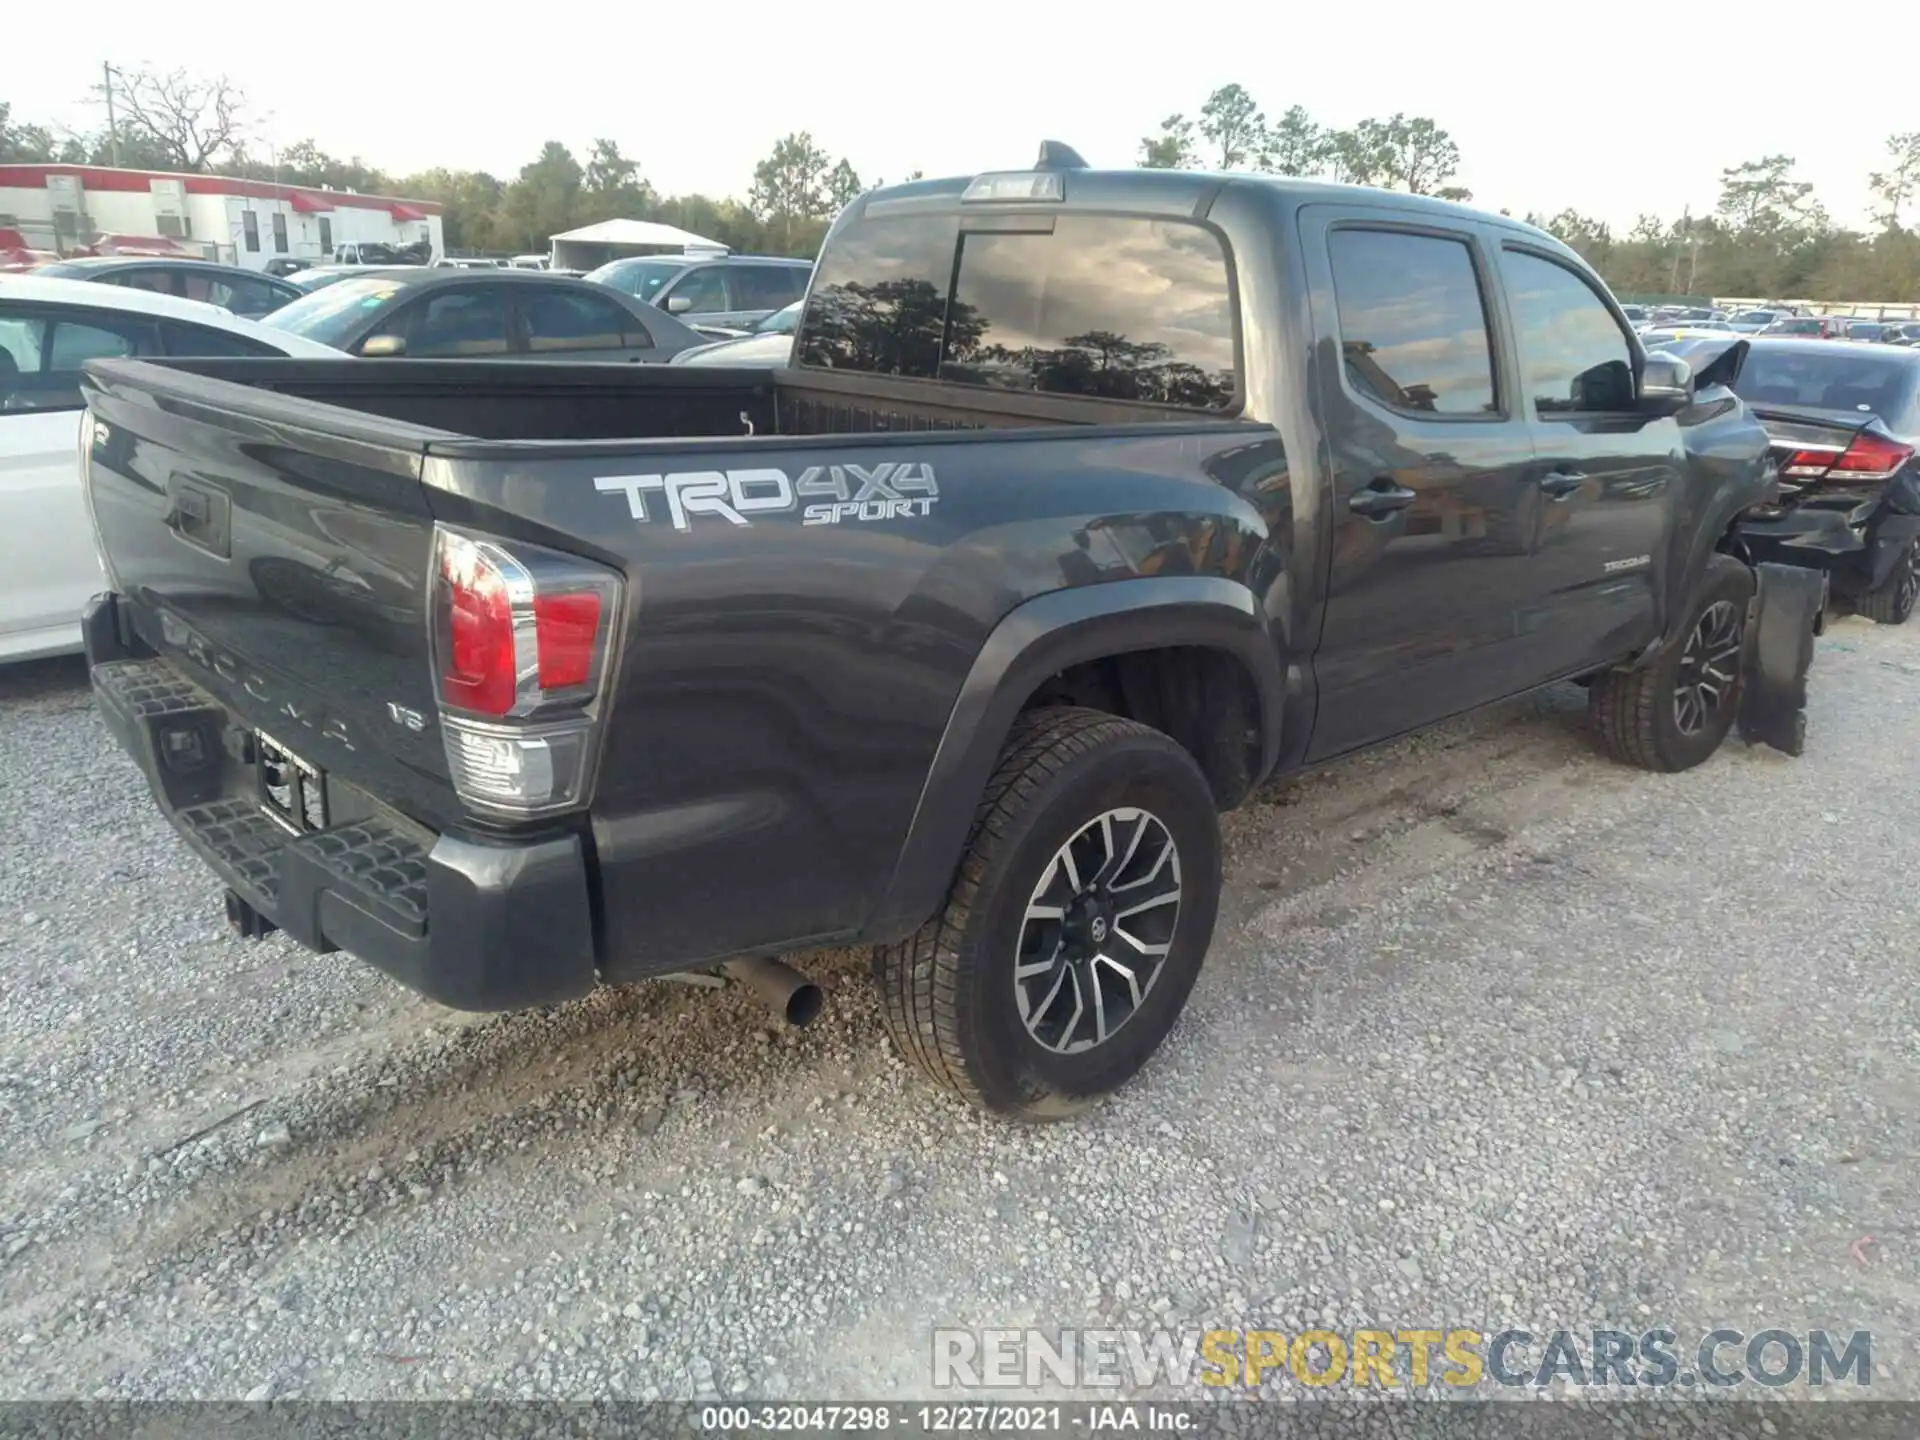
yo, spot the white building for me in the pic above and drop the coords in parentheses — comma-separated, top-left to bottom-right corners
(547, 218, 727, 272)
(0, 163, 444, 270)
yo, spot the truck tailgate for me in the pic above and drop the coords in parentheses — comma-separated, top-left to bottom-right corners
(82, 360, 459, 828)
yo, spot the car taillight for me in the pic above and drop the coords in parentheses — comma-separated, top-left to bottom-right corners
(429, 525, 621, 816)
(1780, 447, 1842, 479)
(1827, 432, 1914, 482)
(1779, 432, 1913, 483)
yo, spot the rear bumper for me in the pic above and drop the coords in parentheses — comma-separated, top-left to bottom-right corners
(1737, 503, 1920, 592)
(85, 594, 598, 1011)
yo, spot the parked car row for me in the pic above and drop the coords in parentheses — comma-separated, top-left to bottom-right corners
(19, 248, 816, 337)
(1633, 310, 1920, 348)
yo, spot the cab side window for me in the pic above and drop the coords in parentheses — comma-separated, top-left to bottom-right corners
(1500, 249, 1636, 414)
(1328, 229, 1498, 416)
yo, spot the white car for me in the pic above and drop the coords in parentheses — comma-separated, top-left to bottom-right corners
(0, 275, 340, 664)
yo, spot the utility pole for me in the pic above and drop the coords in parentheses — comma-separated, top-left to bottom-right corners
(102, 62, 122, 168)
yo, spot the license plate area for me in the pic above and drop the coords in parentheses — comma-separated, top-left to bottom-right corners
(255, 731, 328, 834)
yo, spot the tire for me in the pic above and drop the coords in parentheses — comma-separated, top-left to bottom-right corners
(872, 707, 1222, 1120)
(1860, 540, 1919, 626)
(1588, 562, 1753, 773)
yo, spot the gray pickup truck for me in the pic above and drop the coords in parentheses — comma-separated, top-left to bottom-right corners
(79, 145, 1823, 1119)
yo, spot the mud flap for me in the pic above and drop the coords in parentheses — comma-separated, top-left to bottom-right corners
(1738, 562, 1827, 757)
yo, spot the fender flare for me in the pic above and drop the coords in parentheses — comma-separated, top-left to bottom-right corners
(862, 576, 1285, 945)
(1644, 489, 1767, 665)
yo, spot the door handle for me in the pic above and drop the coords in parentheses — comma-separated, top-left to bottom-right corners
(1349, 481, 1418, 518)
(1539, 471, 1586, 499)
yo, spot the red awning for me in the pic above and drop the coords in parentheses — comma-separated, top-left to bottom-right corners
(289, 192, 333, 214)
(388, 203, 429, 222)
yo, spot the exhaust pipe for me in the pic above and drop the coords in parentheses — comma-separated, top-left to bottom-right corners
(720, 957, 824, 1028)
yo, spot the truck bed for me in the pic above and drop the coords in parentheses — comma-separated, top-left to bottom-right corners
(131, 357, 1212, 445)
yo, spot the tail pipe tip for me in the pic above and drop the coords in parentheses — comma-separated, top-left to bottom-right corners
(720, 956, 824, 1028)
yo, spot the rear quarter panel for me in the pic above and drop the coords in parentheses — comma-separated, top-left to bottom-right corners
(422, 423, 1286, 973)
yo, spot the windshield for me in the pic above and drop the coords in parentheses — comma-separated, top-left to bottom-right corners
(755, 302, 803, 335)
(585, 258, 688, 302)
(1736, 311, 1776, 324)
(260, 276, 408, 344)
(1734, 347, 1917, 422)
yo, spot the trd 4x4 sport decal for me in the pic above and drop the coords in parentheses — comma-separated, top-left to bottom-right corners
(594, 462, 939, 531)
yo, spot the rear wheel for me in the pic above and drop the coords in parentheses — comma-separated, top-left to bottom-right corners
(1589, 563, 1752, 772)
(1860, 540, 1920, 625)
(873, 707, 1221, 1120)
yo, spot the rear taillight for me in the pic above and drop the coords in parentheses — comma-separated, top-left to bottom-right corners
(429, 525, 621, 816)
(1828, 432, 1914, 482)
(1780, 432, 1913, 484)
(1780, 446, 1842, 479)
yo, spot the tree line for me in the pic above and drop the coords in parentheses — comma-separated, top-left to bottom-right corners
(1526, 145, 1920, 304)
(0, 69, 875, 259)
(4, 68, 1918, 300)
(1143, 82, 1920, 303)
(1140, 84, 1470, 200)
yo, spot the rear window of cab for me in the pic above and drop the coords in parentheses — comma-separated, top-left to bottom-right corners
(796, 212, 1238, 411)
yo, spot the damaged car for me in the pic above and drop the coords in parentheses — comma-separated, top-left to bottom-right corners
(1684, 337, 1920, 626)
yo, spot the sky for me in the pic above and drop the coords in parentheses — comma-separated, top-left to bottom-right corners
(7, 0, 1908, 231)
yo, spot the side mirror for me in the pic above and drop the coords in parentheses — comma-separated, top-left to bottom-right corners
(1637, 351, 1693, 416)
(358, 334, 406, 358)
(665, 295, 693, 315)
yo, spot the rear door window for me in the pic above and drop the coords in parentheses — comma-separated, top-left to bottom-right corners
(521, 287, 645, 352)
(733, 265, 805, 310)
(380, 288, 511, 357)
(192, 273, 290, 320)
(1327, 228, 1498, 416)
(0, 304, 160, 411)
(101, 267, 177, 297)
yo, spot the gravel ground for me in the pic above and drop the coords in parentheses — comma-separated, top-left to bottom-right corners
(1, 619, 1916, 1403)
